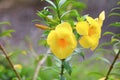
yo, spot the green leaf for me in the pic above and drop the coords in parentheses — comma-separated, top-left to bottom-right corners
(78, 52, 85, 60)
(63, 60, 72, 75)
(0, 21, 11, 26)
(46, 56, 52, 66)
(117, 1, 120, 5)
(110, 7, 120, 12)
(12, 77, 19, 80)
(60, 75, 66, 80)
(103, 31, 115, 36)
(109, 22, 120, 27)
(88, 72, 104, 77)
(58, 0, 67, 8)
(0, 30, 15, 37)
(97, 57, 111, 65)
(45, 0, 57, 9)
(108, 13, 120, 17)
(38, 39, 48, 46)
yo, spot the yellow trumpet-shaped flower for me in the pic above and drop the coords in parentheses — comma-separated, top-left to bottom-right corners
(47, 22, 77, 59)
(76, 11, 105, 50)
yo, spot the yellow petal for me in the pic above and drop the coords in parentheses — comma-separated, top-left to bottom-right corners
(56, 22, 72, 32)
(86, 16, 98, 28)
(99, 11, 105, 21)
(76, 21, 89, 35)
(96, 11, 105, 28)
(79, 36, 94, 48)
(91, 39, 99, 50)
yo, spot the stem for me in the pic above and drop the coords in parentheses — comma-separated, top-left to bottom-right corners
(55, 0, 61, 23)
(33, 54, 48, 80)
(105, 50, 120, 80)
(0, 44, 21, 80)
(60, 59, 65, 77)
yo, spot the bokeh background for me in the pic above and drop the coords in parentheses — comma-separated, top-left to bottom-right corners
(0, 0, 120, 52)
(0, 0, 120, 80)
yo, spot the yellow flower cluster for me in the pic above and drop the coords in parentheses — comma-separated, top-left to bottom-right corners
(37, 11, 105, 59)
(76, 11, 105, 50)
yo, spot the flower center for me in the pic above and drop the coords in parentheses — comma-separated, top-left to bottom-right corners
(88, 27, 96, 36)
(58, 38, 67, 48)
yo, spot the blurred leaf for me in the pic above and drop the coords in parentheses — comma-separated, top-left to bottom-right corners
(0, 30, 15, 37)
(63, 60, 72, 75)
(110, 7, 120, 12)
(97, 57, 111, 65)
(103, 31, 115, 36)
(88, 72, 104, 77)
(12, 77, 19, 80)
(46, 56, 52, 66)
(45, 0, 57, 9)
(0, 21, 11, 26)
(58, 0, 66, 8)
(109, 22, 120, 27)
(78, 52, 85, 60)
(110, 72, 120, 77)
(37, 77, 42, 80)
(117, 1, 120, 5)
(108, 13, 120, 17)
(60, 75, 66, 80)
(38, 39, 48, 47)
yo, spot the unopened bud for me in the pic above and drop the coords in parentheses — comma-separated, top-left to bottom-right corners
(35, 24, 50, 30)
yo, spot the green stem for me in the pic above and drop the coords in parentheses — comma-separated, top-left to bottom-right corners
(55, 0, 61, 23)
(105, 50, 120, 80)
(60, 59, 65, 76)
(0, 44, 21, 80)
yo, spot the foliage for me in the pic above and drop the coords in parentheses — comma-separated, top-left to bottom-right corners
(0, 0, 120, 80)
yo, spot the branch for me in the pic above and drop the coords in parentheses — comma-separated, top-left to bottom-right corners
(33, 52, 48, 80)
(0, 44, 21, 80)
(105, 50, 120, 80)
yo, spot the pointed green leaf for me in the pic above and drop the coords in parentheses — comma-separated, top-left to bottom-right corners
(97, 57, 111, 65)
(108, 13, 120, 17)
(0, 30, 15, 37)
(45, 0, 57, 9)
(88, 72, 104, 76)
(0, 21, 11, 26)
(109, 22, 120, 27)
(110, 7, 120, 12)
(58, 0, 66, 8)
(103, 31, 115, 36)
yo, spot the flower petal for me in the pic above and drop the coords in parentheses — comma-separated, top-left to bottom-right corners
(76, 21, 89, 35)
(86, 16, 98, 28)
(79, 36, 94, 48)
(99, 11, 105, 21)
(91, 39, 99, 50)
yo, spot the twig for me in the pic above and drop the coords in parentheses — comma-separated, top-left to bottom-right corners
(105, 50, 120, 80)
(0, 44, 21, 80)
(33, 52, 48, 80)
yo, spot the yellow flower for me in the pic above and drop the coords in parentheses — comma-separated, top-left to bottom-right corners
(47, 22, 77, 59)
(76, 11, 105, 50)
